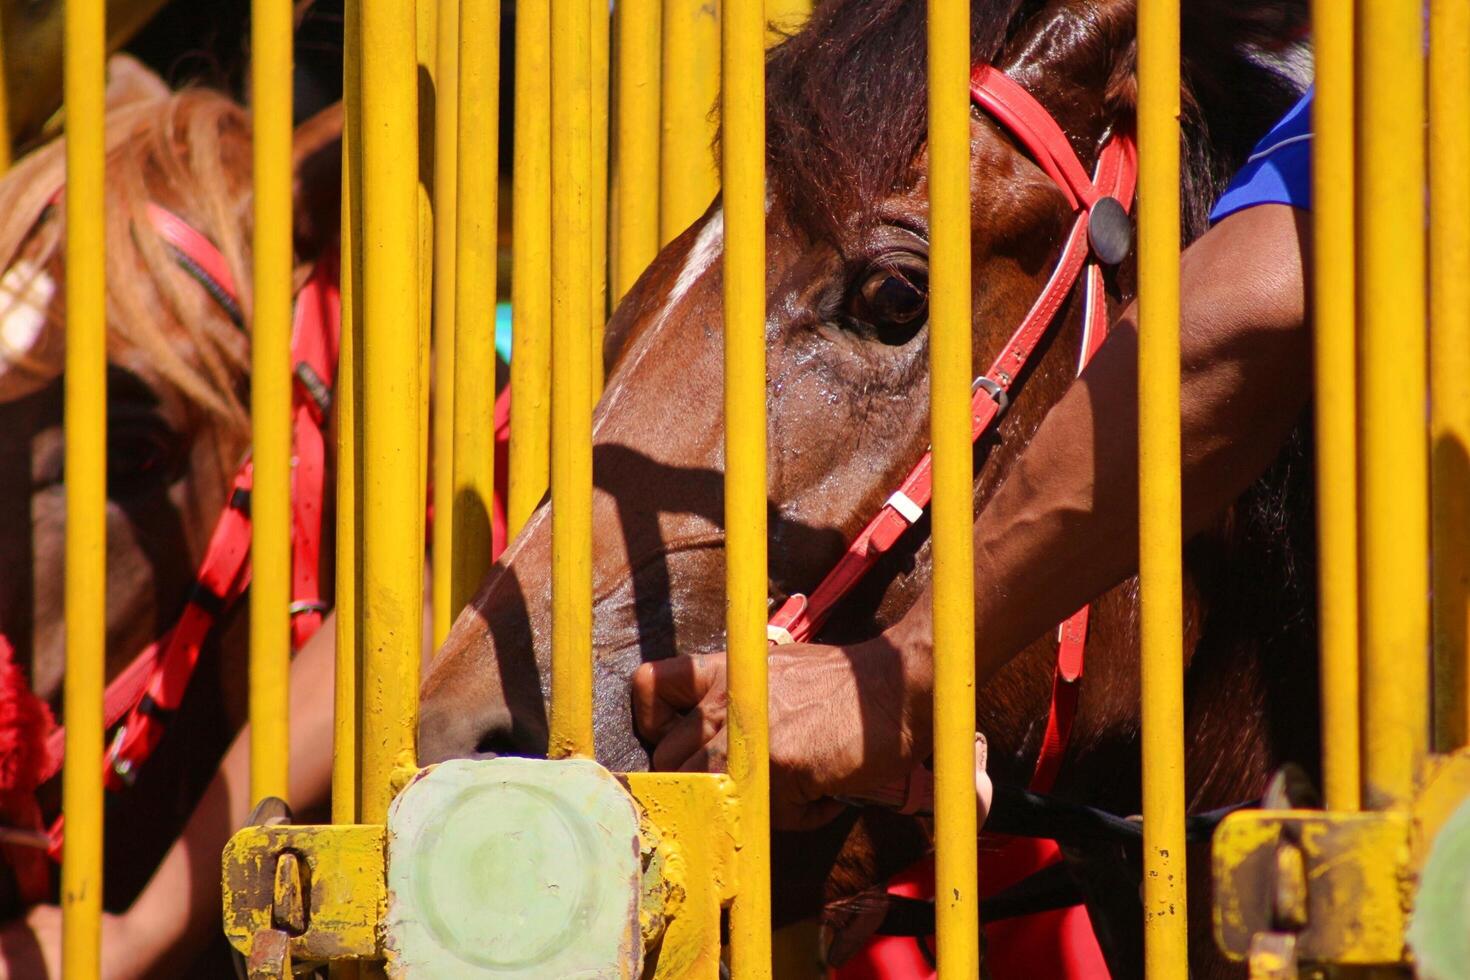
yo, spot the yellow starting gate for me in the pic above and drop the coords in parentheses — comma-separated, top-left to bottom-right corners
(1210, 1, 1470, 978)
(45, 0, 1470, 976)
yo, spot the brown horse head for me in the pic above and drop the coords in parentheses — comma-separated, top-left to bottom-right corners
(420, 0, 1309, 969)
(0, 58, 342, 908)
(0, 61, 258, 708)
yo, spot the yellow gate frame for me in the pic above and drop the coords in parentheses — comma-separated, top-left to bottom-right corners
(47, 0, 1470, 975)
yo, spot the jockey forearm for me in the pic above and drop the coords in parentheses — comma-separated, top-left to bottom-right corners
(886, 204, 1312, 702)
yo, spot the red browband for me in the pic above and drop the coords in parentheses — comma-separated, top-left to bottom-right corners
(767, 63, 1138, 796)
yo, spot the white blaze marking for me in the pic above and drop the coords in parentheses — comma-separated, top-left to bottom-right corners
(668, 208, 723, 312)
(0, 260, 57, 357)
(594, 209, 724, 438)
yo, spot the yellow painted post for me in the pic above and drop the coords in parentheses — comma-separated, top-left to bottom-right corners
(417, 0, 437, 637)
(612, 0, 659, 305)
(723, 0, 770, 974)
(1357, 0, 1428, 810)
(1311, 0, 1360, 810)
(548, 0, 595, 760)
(1137, 0, 1187, 973)
(431, 0, 460, 648)
(359, 0, 423, 822)
(509, 0, 552, 537)
(1429, 0, 1470, 752)
(451, 0, 500, 619)
(334, 0, 364, 828)
(249, 0, 294, 809)
(590, 0, 609, 398)
(926, 1, 979, 976)
(658, 0, 719, 245)
(61, 0, 106, 974)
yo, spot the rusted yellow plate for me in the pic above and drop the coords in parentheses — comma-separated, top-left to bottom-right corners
(1213, 809, 1411, 965)
(222, 823, 386, 962)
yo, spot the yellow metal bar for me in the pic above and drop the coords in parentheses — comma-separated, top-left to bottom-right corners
(332, 28, 364, 980)
(358, 0, 423, 822)
(658, 0, 719, 244)
(431, 0, 460, 648)
(1311, 0, 1360, 810)
(417, 0, 437, 625)
(1357, 0, 1428, 811)
(333, 0, 364, 827)
(508, 0, 551, 537)
(926, 1, 979, 976)
(61, 0, 106, 974)
(1137, 0, 1188, 973)
(249, 0, 294, 809)
(548, 0, 595, 760)
(590, 0, 609, 398)
(723, 0, 771, 974)
(451, 0, 500, 619)
(612, 0, 659, 305)
(1429, 0, 1470, 752)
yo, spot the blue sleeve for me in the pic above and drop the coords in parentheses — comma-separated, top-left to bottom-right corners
(1209, 86, 1313, 223)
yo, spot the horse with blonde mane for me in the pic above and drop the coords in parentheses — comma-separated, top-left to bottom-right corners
(0, 55, 341, 939)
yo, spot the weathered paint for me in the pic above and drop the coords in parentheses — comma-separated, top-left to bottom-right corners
(626, 772, 740, 979)
(221, 824, 387, 962)
(1213, 810, 1411, 965)
(247, 930, 294, 979)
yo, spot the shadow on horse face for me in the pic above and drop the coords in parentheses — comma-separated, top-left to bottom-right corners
(0, 364, 226, 704)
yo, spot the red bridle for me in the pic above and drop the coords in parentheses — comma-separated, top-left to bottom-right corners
(767, 64, 1138, 795)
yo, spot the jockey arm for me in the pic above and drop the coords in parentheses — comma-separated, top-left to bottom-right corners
(889, 202, 1313, 701)
(633, 202, 1312, 829)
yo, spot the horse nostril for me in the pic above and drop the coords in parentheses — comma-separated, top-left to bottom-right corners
(474, 725, 525, 759)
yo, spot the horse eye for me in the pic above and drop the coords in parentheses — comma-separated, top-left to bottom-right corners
(852, 266, 928, 343)
(107, 415, 181, 495)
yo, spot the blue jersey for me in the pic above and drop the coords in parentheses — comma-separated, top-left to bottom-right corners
(1209, 87, 1313, 223)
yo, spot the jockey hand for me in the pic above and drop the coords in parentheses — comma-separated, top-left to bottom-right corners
(632, 635, 932, 831)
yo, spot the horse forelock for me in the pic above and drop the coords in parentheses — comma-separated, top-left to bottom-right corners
(0, 74, 255, 443)
(758, 0, 1309, 244)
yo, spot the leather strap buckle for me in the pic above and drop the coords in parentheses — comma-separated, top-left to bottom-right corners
(973, 375, 1010, 415)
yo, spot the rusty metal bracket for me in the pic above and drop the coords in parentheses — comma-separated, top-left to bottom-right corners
(245, 929, 294, 980)
(1213, 809, 1412, 966)
(222, 823, 387, 965)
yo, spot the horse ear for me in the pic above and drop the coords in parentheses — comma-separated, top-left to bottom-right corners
(105, 55, 170, 113)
